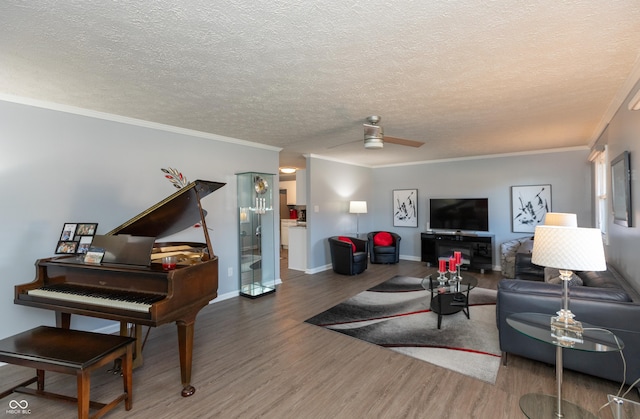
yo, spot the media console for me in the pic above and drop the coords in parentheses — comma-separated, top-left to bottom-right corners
(421, 231, 493, 273)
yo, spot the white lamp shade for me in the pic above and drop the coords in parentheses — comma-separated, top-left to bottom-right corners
(532, 225, 606, 271)
(349, 201, 368, 214)
(544, 212, 577, 227)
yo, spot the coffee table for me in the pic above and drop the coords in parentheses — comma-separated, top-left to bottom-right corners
(507, 312, 623, 419)
(421, 273, 478, 329)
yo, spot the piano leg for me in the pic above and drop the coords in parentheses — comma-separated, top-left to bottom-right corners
(120, 322, 144, 369)
(176, 318, 196, 397)
(56, 311, 71, 329)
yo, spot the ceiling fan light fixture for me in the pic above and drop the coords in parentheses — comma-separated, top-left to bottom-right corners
(364, 138, 384, 149)
(364, 116, 383, 149)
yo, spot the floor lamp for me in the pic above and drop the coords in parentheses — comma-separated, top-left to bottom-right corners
(349, 201, 367, 237)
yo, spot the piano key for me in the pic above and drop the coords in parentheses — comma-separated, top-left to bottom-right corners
(28, 288, 156, 313)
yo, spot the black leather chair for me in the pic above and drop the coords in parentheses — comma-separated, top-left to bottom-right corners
(328, 236, 368, 275)
(367, 231, 401, 264)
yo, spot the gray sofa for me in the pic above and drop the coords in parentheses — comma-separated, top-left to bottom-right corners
(496, 264, 640, 384)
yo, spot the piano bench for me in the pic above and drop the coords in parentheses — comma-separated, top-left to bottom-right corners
(0, 326, 135, 419)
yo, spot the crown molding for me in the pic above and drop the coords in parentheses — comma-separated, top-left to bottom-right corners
(0, 94, 282, 152)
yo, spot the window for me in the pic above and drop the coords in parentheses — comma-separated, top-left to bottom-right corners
(593, 146, 608, 243)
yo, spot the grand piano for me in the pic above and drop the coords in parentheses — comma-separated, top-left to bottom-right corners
(15, 179, 225, 397)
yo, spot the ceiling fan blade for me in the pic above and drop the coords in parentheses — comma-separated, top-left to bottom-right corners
(327, 139, 361, 149)
(383, 136, 424, 148)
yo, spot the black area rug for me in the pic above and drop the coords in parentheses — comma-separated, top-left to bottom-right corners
(305, 275, 501, 383)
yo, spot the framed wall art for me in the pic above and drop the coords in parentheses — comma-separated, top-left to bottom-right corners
(611, 151, 632, 227)
(511, 184, 551, 233)
(393, 189, 418, 227)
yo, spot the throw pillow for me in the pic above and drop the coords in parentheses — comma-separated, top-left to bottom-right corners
(373, 232, 393, 247)
(337, 236, 356, 252)
(544, 267, 583, 286)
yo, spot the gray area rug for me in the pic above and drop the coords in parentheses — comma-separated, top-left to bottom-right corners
(305, 275, 501, 383)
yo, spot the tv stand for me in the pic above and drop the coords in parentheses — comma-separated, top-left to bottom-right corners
(421, 232, 493, 273)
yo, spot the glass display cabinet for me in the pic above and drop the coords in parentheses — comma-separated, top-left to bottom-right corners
(236, 172, 276, 298)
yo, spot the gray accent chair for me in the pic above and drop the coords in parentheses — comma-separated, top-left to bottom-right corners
(500, 236, 536, 278)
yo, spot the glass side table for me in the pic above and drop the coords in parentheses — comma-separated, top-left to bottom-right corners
(608, 395, 640, 419)
(507, 312, 624, 419)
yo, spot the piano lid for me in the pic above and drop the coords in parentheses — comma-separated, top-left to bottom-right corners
(107, 180, 225, 239)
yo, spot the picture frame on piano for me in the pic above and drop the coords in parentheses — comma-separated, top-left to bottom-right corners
(77, 236, 94, 254)
(84, 246, 105, 264)
(56, 240, 78, 254)
(76, 223, 98, 236)
(57, 222, 98, 254)
(59, 223, 78, 241)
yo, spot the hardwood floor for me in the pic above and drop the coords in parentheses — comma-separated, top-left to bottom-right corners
(0, 258, 634, 418)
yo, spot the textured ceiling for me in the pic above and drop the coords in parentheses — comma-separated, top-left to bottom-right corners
(2, 1, 640, 169)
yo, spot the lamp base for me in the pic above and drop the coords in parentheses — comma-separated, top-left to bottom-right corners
(551, 309, 584, 345)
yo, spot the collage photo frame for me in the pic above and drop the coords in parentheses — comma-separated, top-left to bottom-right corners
(55, 222, 98, 254)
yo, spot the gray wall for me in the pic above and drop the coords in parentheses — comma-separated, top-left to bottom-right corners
(604, 80, 640, 291)
(0, 99, 280, 339)
(371, 150, 593, 266)
(306, 157, 372, 270)
(305, 149, 593, 272)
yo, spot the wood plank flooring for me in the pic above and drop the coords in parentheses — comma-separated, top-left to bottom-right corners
(0, 256, 634, 418)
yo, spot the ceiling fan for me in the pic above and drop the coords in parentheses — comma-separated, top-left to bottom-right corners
(363, 115, 424, 149)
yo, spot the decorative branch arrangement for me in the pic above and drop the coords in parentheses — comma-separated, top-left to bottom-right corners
(161, 167, 189, 189)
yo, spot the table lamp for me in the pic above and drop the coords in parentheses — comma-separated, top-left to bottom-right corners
(544, 212, 577, 227)
(531, 225, 606, 341)
(349, 201, 367, 237)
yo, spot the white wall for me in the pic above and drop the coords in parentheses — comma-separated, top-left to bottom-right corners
(0, 99, 280, 339)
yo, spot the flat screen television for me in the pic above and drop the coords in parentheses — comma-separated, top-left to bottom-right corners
(429, 198, 489, 232)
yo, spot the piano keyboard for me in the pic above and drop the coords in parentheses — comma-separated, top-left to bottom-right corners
(28, 285, 165, 313)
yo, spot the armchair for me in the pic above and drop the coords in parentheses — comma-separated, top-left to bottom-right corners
(500, 236, 543, 279)
(367, 231, 401, 264)
(328, 236, 368, 275)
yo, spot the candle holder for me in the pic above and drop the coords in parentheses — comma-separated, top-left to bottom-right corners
(448, 269, 459, 292)
(437, 270, 448, 288)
